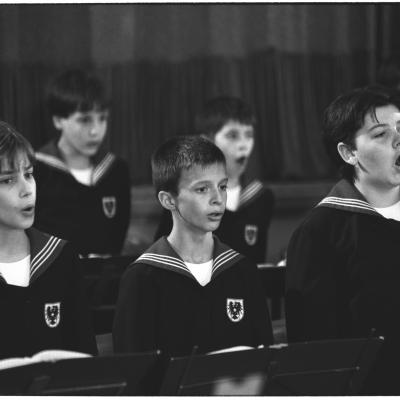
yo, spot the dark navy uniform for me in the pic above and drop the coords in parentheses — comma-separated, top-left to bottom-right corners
(34, 141, 131, 256)
(0, 228, 97, 359)
(155, 180, 275, 263)
(285, 179, 400, 394)
(113, 236, 273, 357)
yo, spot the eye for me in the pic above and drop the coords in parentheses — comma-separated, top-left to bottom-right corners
(0, 177, 13, 185)
(77, 115, 92, 124)
(195, 186, 208, 193)
(99, 113, 109, 123)
(245, 130, 254, 139)
(220, 183, 227, 191)
(374, 130, 387, 138)
(25, 171, 34, 180)
(225, 130, 238, 140)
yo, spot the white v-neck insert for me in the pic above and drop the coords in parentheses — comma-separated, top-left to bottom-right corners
(0, 255, 30, 287)
(375, 200, 400, 221)
(184, 260, 213, 286)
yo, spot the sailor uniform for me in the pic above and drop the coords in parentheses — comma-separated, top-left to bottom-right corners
(285, 179, 400, 394)
(154, 180, 275, 263)
(113, 236, 273, 357)
(0, 228, 97, 359)
(34, 140, 131, 256)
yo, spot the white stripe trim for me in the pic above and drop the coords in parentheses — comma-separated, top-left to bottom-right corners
(92, 154, 115, 184)
(35, 153, 69, 173)
(136, 253, 189, 272)
(318, 197, 376, 212)
(213, 252, 239, 274)
(240, 181, 263, 204)
(213, 249, 238, 272)
(30, 236, 62, 277)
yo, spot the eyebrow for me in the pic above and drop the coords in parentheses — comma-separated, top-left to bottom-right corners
(367, 123, 388, 132)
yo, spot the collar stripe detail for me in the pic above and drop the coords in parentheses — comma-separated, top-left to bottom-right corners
(213, 249, 239, 273)
(240, 181, 263, 205)
(92, 153, 115, 184)
(318, 196, 377, 212)
(35, 153, 69, 173)
(30, 236, 62, 277)
(136, 253, 189, 272)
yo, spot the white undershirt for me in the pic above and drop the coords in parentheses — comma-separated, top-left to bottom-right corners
(70, 168, 93, 186)
(375, 200, 400, 221)
(184, 260, 213, 286)
(226, 185, 241, 211)
(0, 255, 30, 287)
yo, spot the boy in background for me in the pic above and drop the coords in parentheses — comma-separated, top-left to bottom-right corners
(113, 136, 273, 356)
(34, 69, 131, 257)
(0, 121, 96, 359)
(155, 96, 274, 263)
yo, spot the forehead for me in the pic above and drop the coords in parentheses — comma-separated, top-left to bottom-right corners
(0, 151, 31, 172)
(363, 104, 400, 127)
(217, 120, 254, 135)
(179, 163, 227, 188)
(71, 108, 109, 118)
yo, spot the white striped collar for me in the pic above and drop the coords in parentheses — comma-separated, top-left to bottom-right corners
(26, 228, 66, 283)
(36, 151, 116, 186)
(239, 180, 264, 208)
(317, 179, 381, 217)
(134, 236, 243, 282)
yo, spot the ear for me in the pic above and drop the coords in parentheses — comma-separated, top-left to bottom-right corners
(52, 116, 64, 130)
(158, 191, 177, 211)
(337, 142, 357, 166)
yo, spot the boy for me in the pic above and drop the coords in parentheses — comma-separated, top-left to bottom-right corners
(113, 136, 273, 357)
(155, 96, 275, 263)
(0, 121, 97, 359)
(34, 69, 131, 257)
(285, 86, 400, 394)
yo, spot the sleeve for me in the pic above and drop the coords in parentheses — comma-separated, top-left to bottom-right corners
(153, 208, 173, 241)
(112, 265, 158, 353)
(115, 160, 131, 254)
(285, 218, 339, 343)
(64, 244, 98, 355)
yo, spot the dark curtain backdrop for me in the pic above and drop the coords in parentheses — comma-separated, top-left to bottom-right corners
(0, 3, 391, 184)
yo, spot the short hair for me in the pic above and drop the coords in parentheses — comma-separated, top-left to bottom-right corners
(151, 135, 226, 196)
(195, 96, 256, 138)
(46, 69, 109, 118)
(0, 121, 35, 173)
(323, 85, 400, 182)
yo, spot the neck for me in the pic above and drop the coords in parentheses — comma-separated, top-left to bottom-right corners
(227, 173, 241, 189)
(0, 229, 29, 262)
(58, 139, 92, 169)
(167, 227, 214, 263)
(354, 179, 400, 208)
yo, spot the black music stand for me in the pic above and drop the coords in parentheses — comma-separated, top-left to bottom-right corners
(0, 351, 160, 396)
(159, 336, 383, 396)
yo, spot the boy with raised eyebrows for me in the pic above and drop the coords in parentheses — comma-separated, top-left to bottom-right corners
(113, 136, 273, 357)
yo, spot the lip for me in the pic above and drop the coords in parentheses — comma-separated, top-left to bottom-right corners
(236, 156, 248, 165)
(20, 206, 35, 216)
(207, 212, 224, 221)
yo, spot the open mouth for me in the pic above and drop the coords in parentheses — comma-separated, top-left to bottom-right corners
(396, 155, 400, 166)
(236, 156, 247, 166)
(21, 206, 35, 213)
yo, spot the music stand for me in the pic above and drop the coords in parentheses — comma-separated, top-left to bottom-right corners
(0, 351, 160, 396)
(159, 336, 383, 396)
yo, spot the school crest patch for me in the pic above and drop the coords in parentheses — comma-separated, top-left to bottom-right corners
(244, 225, 258, 246)
(226, 298, 244, 322)
(102, 196, 116, 218)
(44, 302, 61, 328)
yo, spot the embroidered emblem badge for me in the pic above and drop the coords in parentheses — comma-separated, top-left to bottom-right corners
(244, 225, 258, 246)
(44, 302, 61, 328)
(226, 298, 244, 322)
(102, 196, 117, 218)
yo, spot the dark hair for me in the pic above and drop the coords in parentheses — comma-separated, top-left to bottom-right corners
(195, 96, 256, 138)
(0, 121, 35, 173)
(323, 85, 400, 182)
(46, 69, 109, 118)
(151, 135, 226, 196)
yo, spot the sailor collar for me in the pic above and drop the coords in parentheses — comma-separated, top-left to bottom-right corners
(35, 140, 115, 186)
(317, 179, 381, 217)
(26, 228, 66, 284)
(134, 236, 244, 282)
(238, 180, 265, 209)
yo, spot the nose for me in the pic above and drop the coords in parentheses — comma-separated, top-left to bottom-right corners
(210, 187, 225, 205)
(19, 176, 33, 198)
(89, 117, 105, 137)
